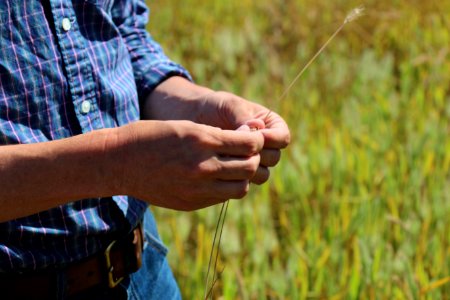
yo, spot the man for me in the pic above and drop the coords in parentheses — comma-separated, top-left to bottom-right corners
(0, 0, 290, 299)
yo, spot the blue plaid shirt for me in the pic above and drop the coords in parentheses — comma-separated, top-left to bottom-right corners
(0, 0, 190, 272)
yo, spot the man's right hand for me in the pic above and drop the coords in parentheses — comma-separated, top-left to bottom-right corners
(0, 119, 263, 221)
(112, 120, 265, 211)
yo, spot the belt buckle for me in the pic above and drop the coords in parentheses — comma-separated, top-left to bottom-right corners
(104, 240, 124, 288)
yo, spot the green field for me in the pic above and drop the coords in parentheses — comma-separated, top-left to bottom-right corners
(147, 1, 450, 299)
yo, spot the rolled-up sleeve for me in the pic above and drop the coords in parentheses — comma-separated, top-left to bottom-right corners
(111, 0, 192, 103)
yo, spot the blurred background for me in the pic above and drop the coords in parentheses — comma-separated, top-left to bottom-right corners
(146, 0, 450, 299)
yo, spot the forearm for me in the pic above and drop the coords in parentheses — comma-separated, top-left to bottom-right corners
(142, 76, 213, 122)
(0, 129, 120, 222)
(142, 76, 270, 130)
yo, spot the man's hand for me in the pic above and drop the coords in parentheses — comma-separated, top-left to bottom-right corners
(195, 90, 291, 185)
(144, 77, 291, 186)
(114, 120, 265, 211)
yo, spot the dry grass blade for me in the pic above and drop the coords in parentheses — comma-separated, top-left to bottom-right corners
(204, 200, 230, 299)
(264, 5, 365, 120)
(204, 4, 366, 298)
(211, 200, 229, 289)
(204, 266, 226, 300)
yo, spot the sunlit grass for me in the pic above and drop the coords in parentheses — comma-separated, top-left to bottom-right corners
(147, 0, 450, 299)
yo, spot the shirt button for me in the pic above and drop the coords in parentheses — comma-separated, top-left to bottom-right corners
(80, 101, 91, 114)
(62, 18, 72, 32)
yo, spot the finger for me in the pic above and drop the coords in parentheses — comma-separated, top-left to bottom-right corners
(260, 127, 290, 149)
(192, 180, 250, 202)
(173, 180, 250, 210)
(236, 124, 251, 132)
(213, 154, 260, 180)
(212, 179, 250, 200)
(261, 112, 291, 149)
(216, 130, 264, 156)
(250, 166, 270, 185)
(260, 148, 281, 167)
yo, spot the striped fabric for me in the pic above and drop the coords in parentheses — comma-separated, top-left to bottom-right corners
(0, 0, 190, 272)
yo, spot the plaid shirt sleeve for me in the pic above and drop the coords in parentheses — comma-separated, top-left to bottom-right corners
(111, 0, 192, 104)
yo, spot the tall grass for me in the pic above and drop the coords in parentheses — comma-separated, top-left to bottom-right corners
(147, 0, 450, 299)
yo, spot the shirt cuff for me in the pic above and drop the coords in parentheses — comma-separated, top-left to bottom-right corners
(137, 60, 192, 105)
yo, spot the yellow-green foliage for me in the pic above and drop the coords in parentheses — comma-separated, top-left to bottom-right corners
(147, 0, 450, 299)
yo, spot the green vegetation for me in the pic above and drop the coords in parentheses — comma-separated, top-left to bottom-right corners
(147, 0, 450, 299)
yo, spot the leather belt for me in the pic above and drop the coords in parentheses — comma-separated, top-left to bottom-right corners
(1, 223, 144, 299)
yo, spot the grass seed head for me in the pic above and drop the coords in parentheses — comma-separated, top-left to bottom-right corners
(344, 5, 365, 24)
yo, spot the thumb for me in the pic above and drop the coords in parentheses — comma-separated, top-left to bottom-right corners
(236, 124, 251, 132)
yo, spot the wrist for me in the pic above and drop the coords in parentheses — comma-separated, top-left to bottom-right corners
(143, 76, 213, 121)
(99, 127, 131, 196)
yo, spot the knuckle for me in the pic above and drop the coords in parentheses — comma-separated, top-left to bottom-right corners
(243, 139, 262, 155)
(182, 125, 218, 148)
(189, 157, 221, 179)
(184, 131, 205, 147)
(244, 160, 259, 176)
